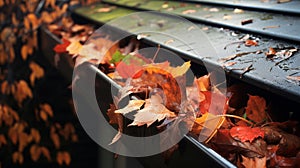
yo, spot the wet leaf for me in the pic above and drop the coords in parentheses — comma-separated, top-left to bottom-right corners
(53, 39, 71, 53)
(245, 40, 258, 47)
(182, 9, 197, 14)
(230, 126, 264, 143)
(265, 47, 277, 58)
(241, 155, 266, 168)
(233, 8, 244, 14)
(245, 95, 267, 124)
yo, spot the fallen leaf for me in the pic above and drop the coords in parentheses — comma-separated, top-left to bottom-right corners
(128, 94, 176, 127)
(30, 128, 40, 143)
(53, 39, 71, 53)
(245, 95, 267, 124)
(97, 7, 112, 13)
(195, 74, 210, 91)
(50, 131, 60, 149)
(241, 155, 266, 168)
(182, 9, 197, 14)
(209, 8, 219, 12)
(66, 40, 82, 55)
(115, 99, 145, 115)
(223, 15, 232, 20)
(265, 47, 277, 58)
(233, 8, 244, 14)
(230, 126, 264, 143)
(277, 0, 291, 3)
(40, 147, 51, 161)
(245, 40, 258, 47)
(286, 76, 300, 81)
(57, 151, 71, 166)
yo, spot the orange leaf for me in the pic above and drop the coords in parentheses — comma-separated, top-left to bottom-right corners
(40, 103, 53, 118)
(12, 151, 23, 164)
(57, 151, 71, 166)
(30, 128, 41, 143)
(40, 147, 51, 161)
(195, 74, 210, 91)
(66, 41, 82, 55)
(29, 62, 44, 86)
(0, 134, 7, 147)
(51, 132, 60, 149)
(21, 45, 28, 60)
(245, 40, 258, 47)
(14, 80, 33, 106)
(230, 126, 264, 143)
(245, 95, 267, 124)
(30, 144, 41, 162)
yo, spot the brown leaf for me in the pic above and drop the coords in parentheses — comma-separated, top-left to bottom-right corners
(265, 47, 277, 58)
(18, 132, 31, 152)
(241, 155, 266, 168)
(30, 128, 41, 143)
(40, 147, 51, 161)
(40, 103, 53, 118)
(21, 45, 28, 60)
(0, 134, 7, 147)
(245, 95, 267, 124)
(107, 104, 119, 124)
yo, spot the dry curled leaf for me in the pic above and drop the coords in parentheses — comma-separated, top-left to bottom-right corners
(128, 94, 176, 127)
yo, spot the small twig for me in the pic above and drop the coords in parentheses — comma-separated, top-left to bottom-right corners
(152, 44, 160, 63)
(240, 64, 254, 78)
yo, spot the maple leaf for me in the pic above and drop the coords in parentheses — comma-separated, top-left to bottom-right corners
(53, 39, 71, 53)
(66, 40, 82, 55)
(128, 94, 176, 127)
(199, 91, 228, 115)
(115, 99, 145, 115)
(195, 74, 210, 91)
(245, 95, 267, 124)
(130, 66, 183, 112)
(230, 126, 264, 143)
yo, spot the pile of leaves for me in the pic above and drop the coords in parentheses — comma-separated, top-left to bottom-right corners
(54, 29, 300, 167)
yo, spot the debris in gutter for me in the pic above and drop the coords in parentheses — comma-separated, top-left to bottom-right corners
(241, 19, 253, 25)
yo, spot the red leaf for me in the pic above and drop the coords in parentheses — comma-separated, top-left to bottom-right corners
(230, 126, 264, 143)
(200, 91, 228, 115)
(53, 39, 71, 53)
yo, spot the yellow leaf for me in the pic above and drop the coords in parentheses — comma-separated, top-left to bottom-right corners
(66, 41, 82, 55)
(195, 74, 210, 91)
